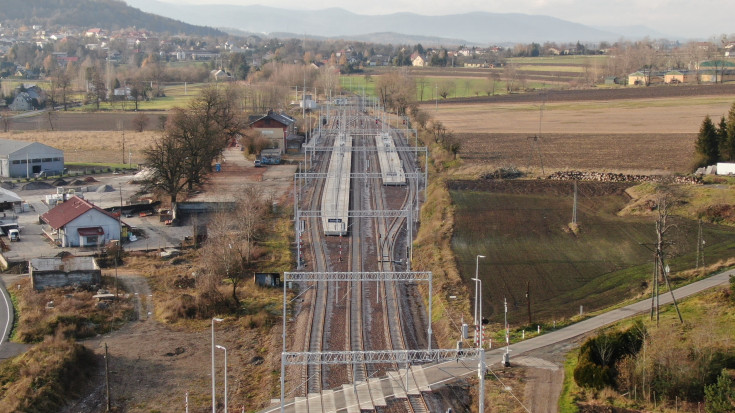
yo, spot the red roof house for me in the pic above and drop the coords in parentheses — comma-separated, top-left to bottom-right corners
(41, 196, 122, 247)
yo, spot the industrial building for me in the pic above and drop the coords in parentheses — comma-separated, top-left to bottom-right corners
(0, 139, 64, 178)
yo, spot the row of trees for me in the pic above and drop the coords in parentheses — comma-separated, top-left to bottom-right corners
(695, 103, 735, 166)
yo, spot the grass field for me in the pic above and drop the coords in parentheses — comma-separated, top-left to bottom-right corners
(72, 82, 208, 112)
(341, 75, 558, 101)
(449, 180, 735, 325)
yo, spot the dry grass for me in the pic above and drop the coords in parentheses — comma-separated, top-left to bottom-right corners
(0, 333, 97, 412)
(13, 278, 134, 343)
(411, 138, 474, 349)
(3, 130, 159, 163)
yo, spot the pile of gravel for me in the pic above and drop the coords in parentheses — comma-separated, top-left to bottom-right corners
(52, 179, 69, 186)
(84, 177, 99, 183)
(96, 184, 114, 193)
(69, 179, 85, 185)
(0, 182, 15, 190)
(22, 182, 55, 190)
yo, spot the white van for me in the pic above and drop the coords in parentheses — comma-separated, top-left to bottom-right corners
(8, 229, 19, 242)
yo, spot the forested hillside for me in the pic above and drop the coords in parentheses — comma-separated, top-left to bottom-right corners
(0, 0, 224, 36)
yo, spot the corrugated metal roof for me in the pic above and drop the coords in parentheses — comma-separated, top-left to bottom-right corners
(0, 139, 34, 154)
(41, 196, 118, 229)
(0, 139, 62, 157)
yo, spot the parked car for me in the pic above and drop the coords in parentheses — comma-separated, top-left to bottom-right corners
(8, 229, 20, 242)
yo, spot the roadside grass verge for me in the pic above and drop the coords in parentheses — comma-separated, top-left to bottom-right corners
(558, 286, 735, 412)
(558, 348, 581, 413)
(0, 334, 98, 412)
(65, 162, 138, 171)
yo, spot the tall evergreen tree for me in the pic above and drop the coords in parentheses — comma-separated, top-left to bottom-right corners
(696, 115, 720, 166)
(725, 103, 735, 162)
(717, 116, 729, 161)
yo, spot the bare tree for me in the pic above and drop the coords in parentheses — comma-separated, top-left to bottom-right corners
(200, 188, 268, 305)
(0, 112, 11, 132)
(375, 70, 416, 115)
(437, 80, 455, 99)
(651, 190, 684, 324)
(415, 77, 429, 101)
(132, 112, 148, 132)
(46, 110, 57, 131)
(142, 132, 188, 205)
(503, 63, 519, 92)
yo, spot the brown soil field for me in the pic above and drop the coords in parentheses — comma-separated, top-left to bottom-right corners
(456, 133, 694, 174)
(428, 84, 735, 174)
(6, 111, 163, 132)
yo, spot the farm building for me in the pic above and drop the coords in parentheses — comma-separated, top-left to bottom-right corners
(30, 256, 101, 290)
(249, 111, 296, 153)
(0, 139, 64, 178)
(40, 195, 123, 247)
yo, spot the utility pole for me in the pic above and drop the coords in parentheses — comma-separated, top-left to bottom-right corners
(572, 180, 578, 225)
(105, 343, 111, 412)
(653, 195, 683, 324)
(695, 219, 705, 269)
(526, 281, 531, 325)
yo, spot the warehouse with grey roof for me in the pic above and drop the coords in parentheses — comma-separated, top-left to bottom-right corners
(0, 139, 64, 178)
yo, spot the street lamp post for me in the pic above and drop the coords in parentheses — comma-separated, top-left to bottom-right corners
(216, 345, 228, 413)
(473, 255, 486, 335)
(211, 317, 223, 413)
(472, 277, 483, 348)
(504, 297, 511, 367)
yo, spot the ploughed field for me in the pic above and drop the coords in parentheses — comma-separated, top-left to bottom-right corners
(449, 180, 735, 325)
(430, 83, 735, 174)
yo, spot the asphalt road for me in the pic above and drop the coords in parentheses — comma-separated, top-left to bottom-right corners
(264, 268, 734, 412)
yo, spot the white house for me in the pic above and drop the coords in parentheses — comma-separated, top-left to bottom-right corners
(41, 196, 122, 247)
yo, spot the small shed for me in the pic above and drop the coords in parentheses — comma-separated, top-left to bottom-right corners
(286, 134, 305, 154)
(260, 148, 282, 165)
(30, 256, 101, 290)
(254, 272, 280, 287)
(716, 162, 735, 175)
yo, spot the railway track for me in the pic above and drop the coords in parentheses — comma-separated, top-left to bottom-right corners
(297, 102, 430, 411)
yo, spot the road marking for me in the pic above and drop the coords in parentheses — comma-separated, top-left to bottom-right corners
(0, 284, 11, 347)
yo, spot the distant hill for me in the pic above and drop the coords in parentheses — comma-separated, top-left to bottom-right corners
(123, 1, 645, 44)
(0, 0, 224, 37)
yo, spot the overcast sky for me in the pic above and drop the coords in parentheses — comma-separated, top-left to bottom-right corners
(173, 0, 733, 39)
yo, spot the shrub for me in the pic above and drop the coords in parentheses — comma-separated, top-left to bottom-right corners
(705, 369, 735, 413)
(574, 322, 646, 389)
